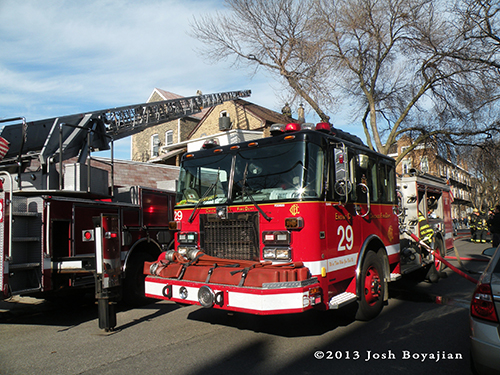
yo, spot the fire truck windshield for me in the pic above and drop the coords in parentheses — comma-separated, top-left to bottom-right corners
(176, 140, 324, 207)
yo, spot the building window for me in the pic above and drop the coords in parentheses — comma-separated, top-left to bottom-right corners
(219, 110, 231, 130)
(151, 134, 160, 157)
(165, 130, 173, 146)
(420, 156, 429, 173)
(402, 159, 412, 174)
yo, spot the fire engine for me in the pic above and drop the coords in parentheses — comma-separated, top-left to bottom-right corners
(0, 90, 251, 327)
(144, 121, 455, 320)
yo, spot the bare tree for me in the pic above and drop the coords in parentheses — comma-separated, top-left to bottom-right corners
(191, 0, 333, 122)
(314, 0, 500, 161)
(191, 0, 500, 163)
(462, 139, 500, 209)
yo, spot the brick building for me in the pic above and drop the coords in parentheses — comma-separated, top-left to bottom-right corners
(132, 88, 295, 165)
(92, 157, 179, 191)
(131, 88, 207, 164)
(389, 135, 472, 218)
(189, 98, 294, 139)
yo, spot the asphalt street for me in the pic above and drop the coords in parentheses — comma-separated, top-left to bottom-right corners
(0, 230, 492, 375)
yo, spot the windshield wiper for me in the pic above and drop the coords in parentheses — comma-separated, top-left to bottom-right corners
(188, 168, 220, 223)
(238, 163, 272, 222)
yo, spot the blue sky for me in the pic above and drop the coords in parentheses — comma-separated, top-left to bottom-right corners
(0, 0, 360, 160)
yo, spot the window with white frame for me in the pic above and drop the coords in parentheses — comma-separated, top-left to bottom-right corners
(165, 130, 173, 146)
(420, 156, 429, 173)
(151, 134, 160, 157)
(402, 159, 412, 174)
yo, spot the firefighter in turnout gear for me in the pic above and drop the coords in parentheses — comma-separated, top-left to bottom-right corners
(470, 209, 487, 243)
(477, 212, 488, 243)
(487, 205, 500, 247)
(419, 211, 434, 245)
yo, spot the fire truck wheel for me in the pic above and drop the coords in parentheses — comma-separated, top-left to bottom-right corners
(355, 251, 386, 321)
(123, 251, 155, 306)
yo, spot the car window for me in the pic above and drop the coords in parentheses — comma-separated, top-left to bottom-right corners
(493, 255, 500, 274)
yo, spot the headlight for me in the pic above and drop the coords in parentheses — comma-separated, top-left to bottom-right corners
(276, 248, 291, 260)
(263, 248, 276, 259)
(263, 247, 291, 260)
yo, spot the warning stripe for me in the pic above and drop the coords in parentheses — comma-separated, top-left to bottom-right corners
(0, 137, 10, 160)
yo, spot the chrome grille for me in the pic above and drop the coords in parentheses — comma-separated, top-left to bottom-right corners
(200, 212, 259, 260)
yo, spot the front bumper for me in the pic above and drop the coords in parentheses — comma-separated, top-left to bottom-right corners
(145, 276, 321, 315)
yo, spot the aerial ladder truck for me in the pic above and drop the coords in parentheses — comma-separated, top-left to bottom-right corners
(0, 89, 250, 330)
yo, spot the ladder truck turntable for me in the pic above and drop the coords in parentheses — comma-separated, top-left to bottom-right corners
(144, 121, 455, 320)
(0, 90, 251, 319)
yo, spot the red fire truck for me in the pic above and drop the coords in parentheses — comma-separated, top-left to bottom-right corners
(0, 90, 251, 325)
(144, 122, 455, 320)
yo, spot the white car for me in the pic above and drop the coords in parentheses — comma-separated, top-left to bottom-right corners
(470, 246, 500, 375)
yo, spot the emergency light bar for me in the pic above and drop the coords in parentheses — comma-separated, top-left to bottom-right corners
(270, 122, 333, 136)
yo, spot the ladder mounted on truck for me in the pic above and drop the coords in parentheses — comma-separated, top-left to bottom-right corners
(0, 89, 251, 192)
(0, 89, 251, 304)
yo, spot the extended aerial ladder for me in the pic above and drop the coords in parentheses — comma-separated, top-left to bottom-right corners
(0, 89, 251, 192)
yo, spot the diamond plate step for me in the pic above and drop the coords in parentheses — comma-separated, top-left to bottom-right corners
(329, 292, 357, 309)
(390, 273, 402, 282)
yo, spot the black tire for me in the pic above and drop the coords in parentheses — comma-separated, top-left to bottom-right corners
(355, 251, 386, 321)
(122, 251, 155, 306)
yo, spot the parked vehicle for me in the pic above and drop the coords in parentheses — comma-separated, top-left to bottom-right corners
(470, 246, 500, 375)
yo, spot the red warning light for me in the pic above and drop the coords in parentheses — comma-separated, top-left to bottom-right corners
(105, 232, 118, 239)
(82, 229, 94, 242)
(315, 123, 331, 132)
(285, 123, 301, 132)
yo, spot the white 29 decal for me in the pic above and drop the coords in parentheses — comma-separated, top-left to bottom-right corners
(337, 225, 354, 251)
(174, 210, 183, 221)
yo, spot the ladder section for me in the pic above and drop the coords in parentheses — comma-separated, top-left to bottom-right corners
(0, 90, 251, 166)
(105, 90, 252, 140)
(8, 195, 44, 295)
